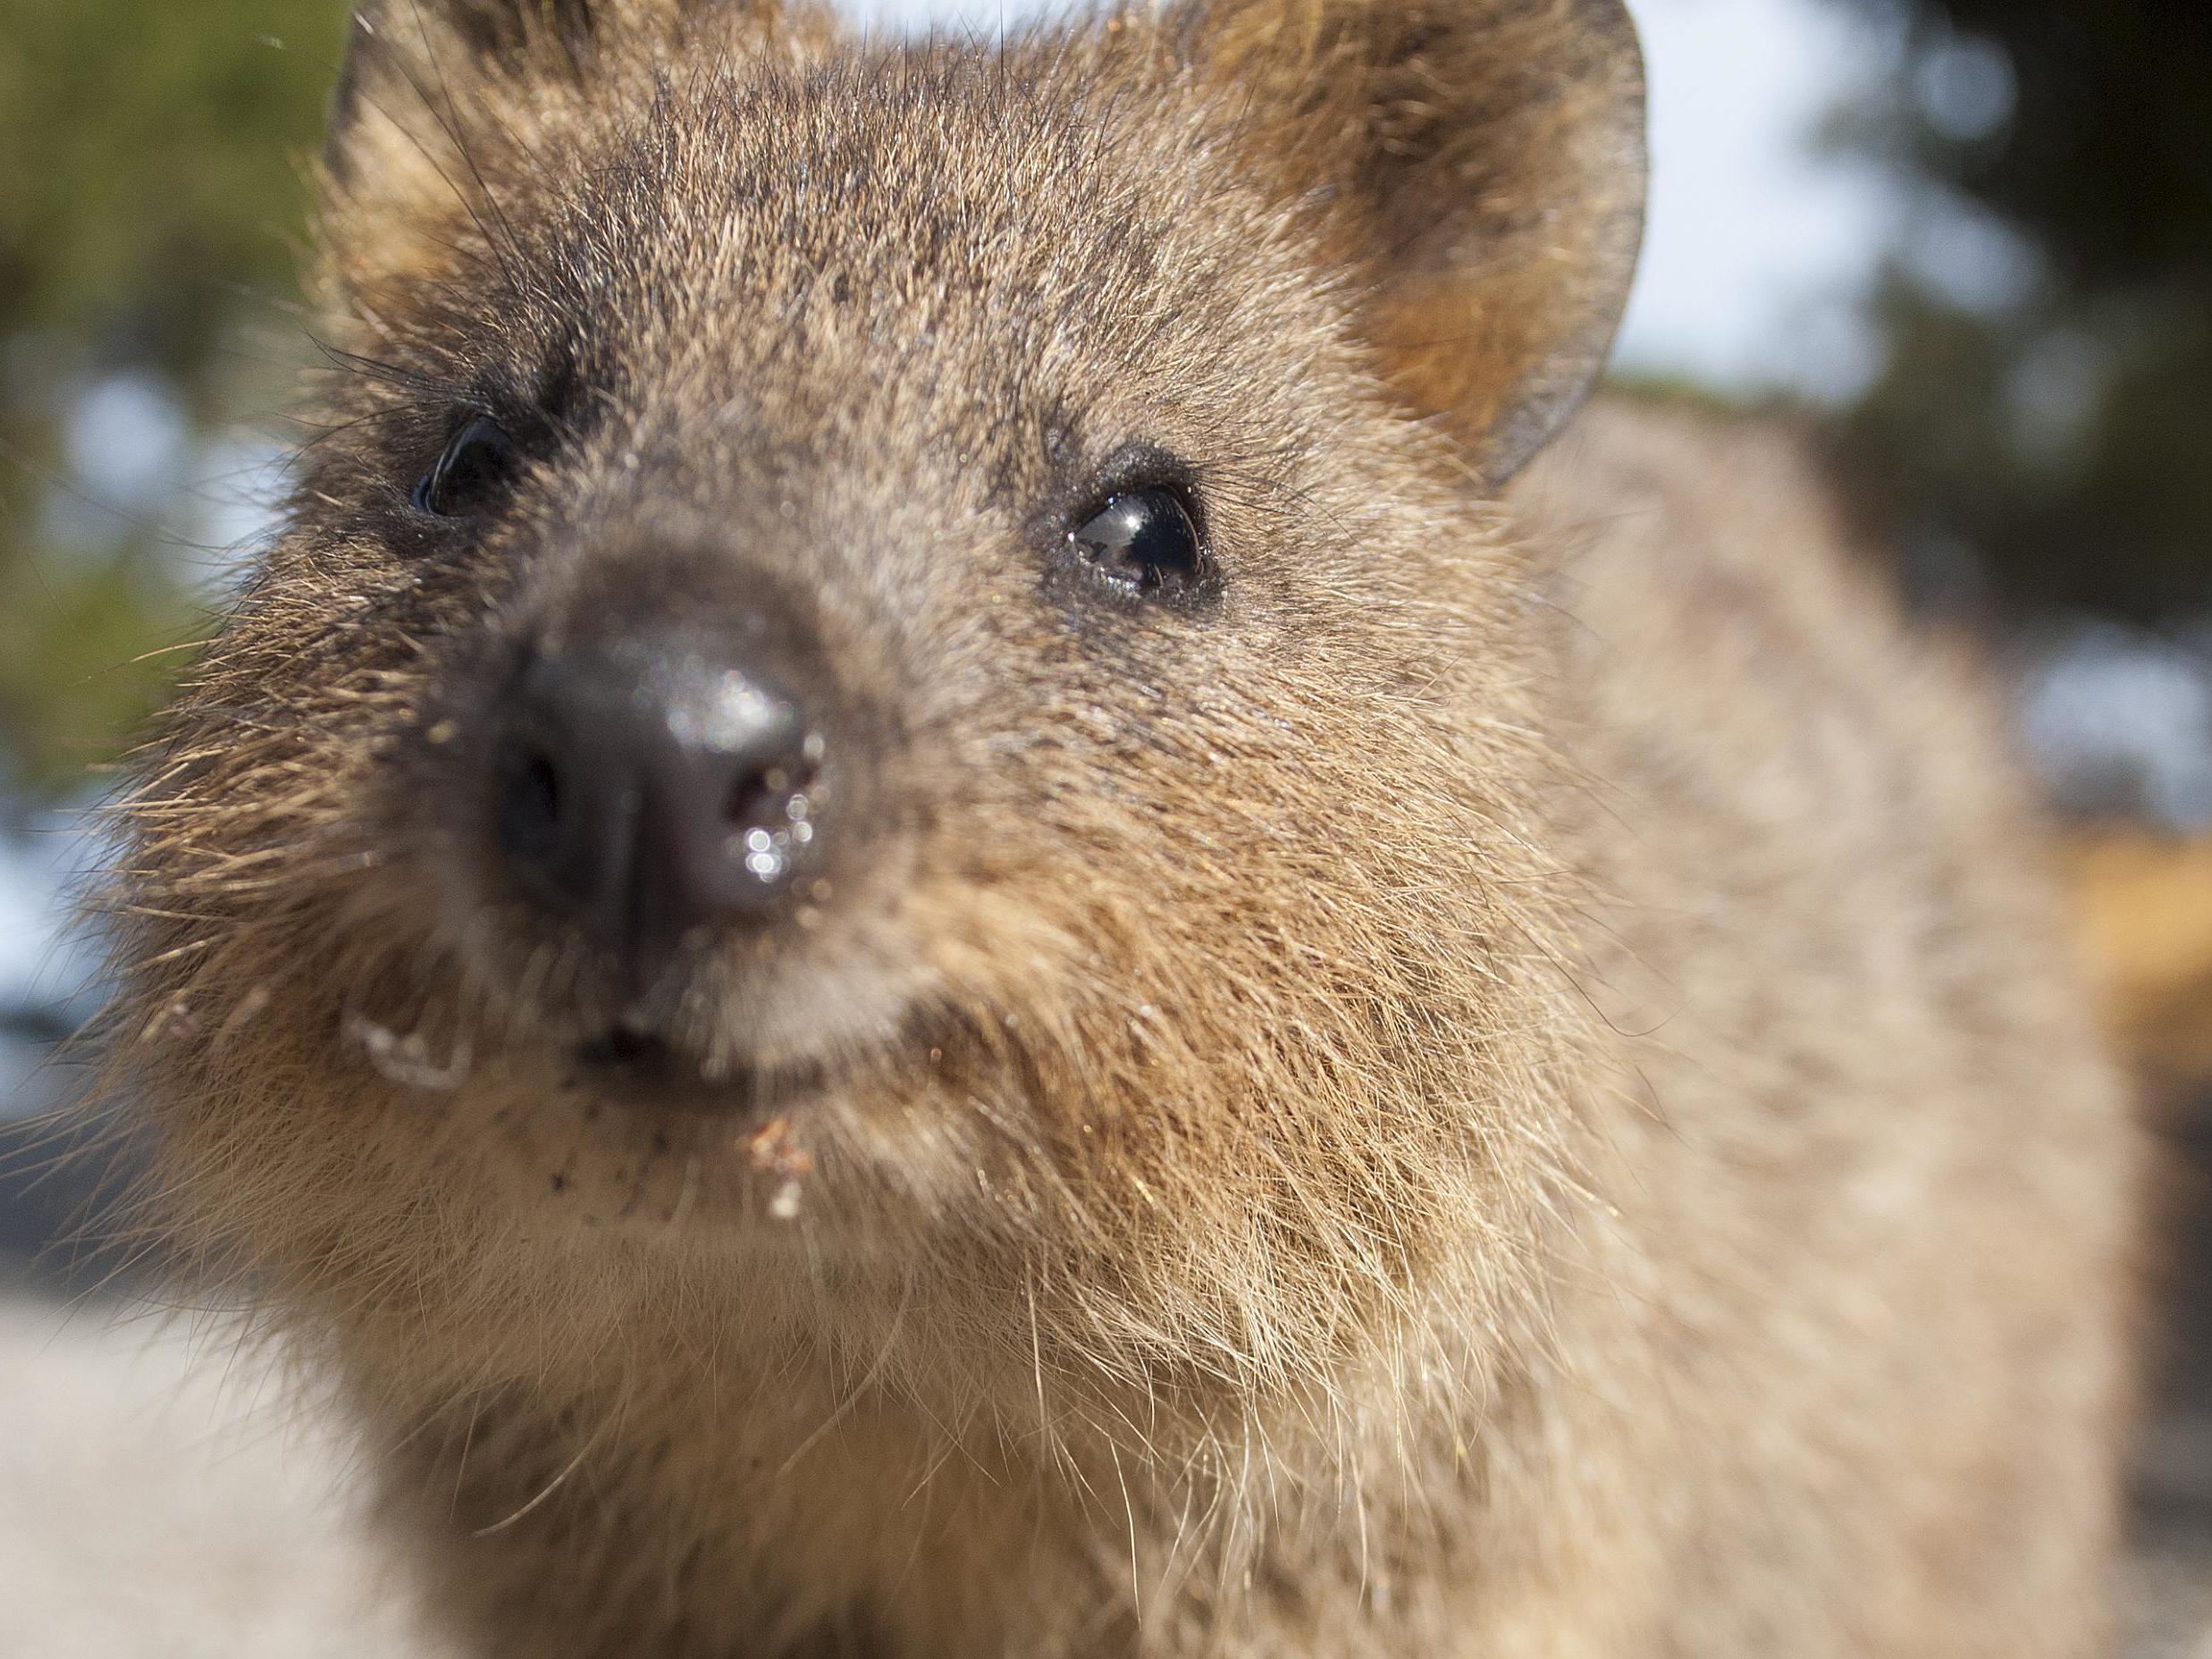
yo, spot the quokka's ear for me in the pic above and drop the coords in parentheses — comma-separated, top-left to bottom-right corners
(324, 2, 795, 246)
(1184, 0, 1645, 485)
(331, 2, 616, 179)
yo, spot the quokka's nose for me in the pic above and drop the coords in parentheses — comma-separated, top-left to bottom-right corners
(491, 631, 825, 974)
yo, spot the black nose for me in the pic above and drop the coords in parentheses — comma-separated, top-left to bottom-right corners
(490, 631, 826, 978)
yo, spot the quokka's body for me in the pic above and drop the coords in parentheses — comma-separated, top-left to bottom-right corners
(108, 2, 2137, 1655)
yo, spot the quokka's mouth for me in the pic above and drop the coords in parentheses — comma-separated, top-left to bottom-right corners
(568, 1023, 835, 1120)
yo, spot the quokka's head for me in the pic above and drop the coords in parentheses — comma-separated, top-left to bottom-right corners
(114, 0, 1644, 1402)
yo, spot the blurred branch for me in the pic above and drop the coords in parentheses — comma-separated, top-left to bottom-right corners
(1812, 0, 2212, 625)
(0, 999, 74, 1048)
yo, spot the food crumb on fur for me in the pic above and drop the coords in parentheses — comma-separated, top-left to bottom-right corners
(343, 1015, 473, 1093)
(744, 1116, 814, 1219)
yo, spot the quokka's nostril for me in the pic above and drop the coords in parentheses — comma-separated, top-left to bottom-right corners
(494, 741, 565, 866)
(720, 746, 821, 888)
(722, 756, 813, 832)
(724, 771, 777, 832)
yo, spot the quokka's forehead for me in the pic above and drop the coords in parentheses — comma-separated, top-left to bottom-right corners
(506, 47, 1294, 343)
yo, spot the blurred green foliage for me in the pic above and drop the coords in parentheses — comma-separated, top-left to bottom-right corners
(1820, 0, 2212, 622)
(0, 0, 345, 801)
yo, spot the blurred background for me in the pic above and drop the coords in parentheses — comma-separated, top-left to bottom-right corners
(0, 0, 2207, 1650)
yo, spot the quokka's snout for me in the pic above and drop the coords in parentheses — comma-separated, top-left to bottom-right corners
(488, 621, 830, 962)
(455, 522, 846, 1006)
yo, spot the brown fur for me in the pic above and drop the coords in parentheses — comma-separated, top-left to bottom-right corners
(104, 3, 2137, 1655)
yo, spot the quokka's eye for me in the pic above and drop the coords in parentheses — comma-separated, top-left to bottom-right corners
(1068, 487, 1207, 600)
(413, 416, 518, 518)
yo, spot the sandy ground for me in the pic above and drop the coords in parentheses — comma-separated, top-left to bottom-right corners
(0, 1287, 2203, 1658)
(2133, 1543, 2212, 1659)
(0, 1291, 450, 1659)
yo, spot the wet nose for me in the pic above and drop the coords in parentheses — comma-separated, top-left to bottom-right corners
(490, 631, 825, 973)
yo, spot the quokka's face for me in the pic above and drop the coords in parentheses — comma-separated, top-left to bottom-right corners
(122, 0, 1644, 1317)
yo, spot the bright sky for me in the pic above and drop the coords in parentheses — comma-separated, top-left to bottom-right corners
(1614, 0, 1897, 398)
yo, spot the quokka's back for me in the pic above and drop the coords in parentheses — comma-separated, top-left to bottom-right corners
(105, 2, 2137, 1655)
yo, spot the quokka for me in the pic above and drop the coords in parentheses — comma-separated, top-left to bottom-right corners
(105, 1, 2139, 1654)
